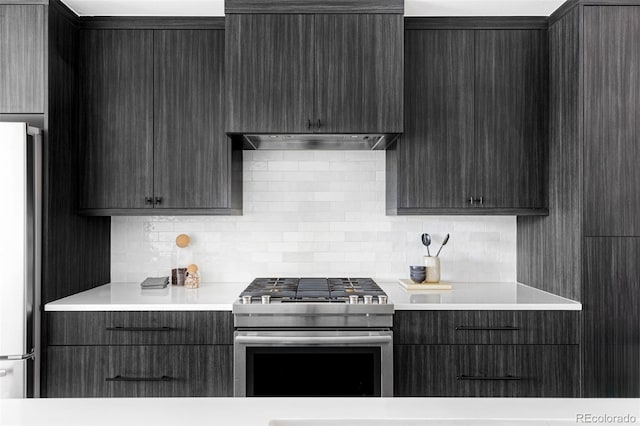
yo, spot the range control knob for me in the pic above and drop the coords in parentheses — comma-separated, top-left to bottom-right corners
(261, 295, 271, 304)
(363, 295, 373, 304)
(241, 296, 252, 304)
(348, 295, 359, 304)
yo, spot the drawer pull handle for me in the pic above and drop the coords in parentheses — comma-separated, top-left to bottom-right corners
(106, 326, 173, 332)
(106, 375, 172, 382)
(456, 375, 521, 381)
(455, 326, 520, 331)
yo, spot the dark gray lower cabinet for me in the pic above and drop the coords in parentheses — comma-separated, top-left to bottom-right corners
(46, 311, 234, 397)
(47, 345, 232, 397)
(394, 344, 580, 397)
(394, 310, 581, 397)
(583, 238, 640, 397)
(394, 310, 580, 345)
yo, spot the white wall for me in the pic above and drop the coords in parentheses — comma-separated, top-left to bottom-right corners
(111, 151, 516, 283)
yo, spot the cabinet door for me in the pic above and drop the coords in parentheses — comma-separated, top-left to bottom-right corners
(47, 311, 234, 346)
(154, 30, 229, 209)
(47, 345, 233, 397)
(583, 7, 640, 236)
(394, 344, 579, 397)
(314, 14, 403, 133)
(107, 345, 233, 397)
(81, 30, 154, 210)
(394, 345, 518, 397)
(398, 30, 474, 210)
(225, 14, 314, 133)
(0, 5, 44, 113)
(475, 30, 548, 209)
(394, 310, 580, 345)
(583, 238, 640, 397)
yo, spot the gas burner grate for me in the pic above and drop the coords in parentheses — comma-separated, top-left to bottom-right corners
(240, 277, 386, 301)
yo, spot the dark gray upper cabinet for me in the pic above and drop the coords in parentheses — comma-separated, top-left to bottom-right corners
(396, 29, 474, 210)
(583, 6, 640, 237)
(154, 30, 229, 209)
(475, 30, 548, 210)
(81, 25, 242, 215)
(226, 13, 403, 134)
(0, 5, 45, 113)
(225, 0, 403, 14)
(387, 20, 548, 215)
(225, 14, 314, 133)
(457, 26, 546, 214)
(314, 14, 403, 133)
(81, 29, 154, 210)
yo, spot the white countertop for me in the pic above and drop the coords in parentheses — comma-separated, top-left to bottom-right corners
(44, 281, 581, 312)
(1, 397, 638, 426)
(381, 282, 582, 310)
(44, 282, 248, 311)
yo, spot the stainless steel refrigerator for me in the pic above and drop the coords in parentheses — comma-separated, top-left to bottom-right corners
(0, 122, 42, 398)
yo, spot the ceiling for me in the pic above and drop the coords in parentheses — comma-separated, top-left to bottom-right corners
(61, 0, 565, 17)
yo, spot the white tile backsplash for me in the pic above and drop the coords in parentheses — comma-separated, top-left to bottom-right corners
(111, 151, 517, 283)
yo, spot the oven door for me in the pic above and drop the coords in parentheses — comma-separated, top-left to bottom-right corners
(234, 329, 393, 397)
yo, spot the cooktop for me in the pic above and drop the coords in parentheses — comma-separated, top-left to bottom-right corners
(239, 277, 386, 302)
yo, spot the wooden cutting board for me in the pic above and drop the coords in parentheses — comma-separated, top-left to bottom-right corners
(398, 279, 452, 290)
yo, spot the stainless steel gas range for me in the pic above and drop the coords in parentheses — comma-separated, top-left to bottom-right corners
(233, 278, 393, 397)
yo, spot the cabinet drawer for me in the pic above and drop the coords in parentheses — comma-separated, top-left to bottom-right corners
(48, 311, 233, 345)
(47, 345, 233, 397)
(394, 311, 579, 344)
(394, 344, 579, 397)
(47, 346, 110, 397)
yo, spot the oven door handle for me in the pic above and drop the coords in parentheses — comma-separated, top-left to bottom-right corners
(235, 335, 392, 345)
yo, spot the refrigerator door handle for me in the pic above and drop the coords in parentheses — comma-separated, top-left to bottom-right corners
(0, 350, 35, 361)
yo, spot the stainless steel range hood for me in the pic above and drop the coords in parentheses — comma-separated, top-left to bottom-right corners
(237, 134, 400, 150)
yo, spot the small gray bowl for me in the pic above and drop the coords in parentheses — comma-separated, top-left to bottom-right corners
(410, 275, 426, 283)
(409, 266, 426, 283)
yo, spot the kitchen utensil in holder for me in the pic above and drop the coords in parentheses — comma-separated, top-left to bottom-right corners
(423, 256, 441, 283)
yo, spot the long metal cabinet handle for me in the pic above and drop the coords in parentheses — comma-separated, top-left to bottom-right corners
(235, 335, 391, 345)
(106, 326, 173, 332)
(106, 375, 172, 382)
(455, 326, 520, 331)
(457, 375, 521, 381)
(29, 126, 43, 398)
(0, 350, 35, 361)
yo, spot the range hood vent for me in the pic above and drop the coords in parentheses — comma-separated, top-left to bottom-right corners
(238, 134, 400, 150)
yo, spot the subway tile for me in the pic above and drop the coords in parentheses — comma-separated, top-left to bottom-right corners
(282, 151, 315, 161)
(268, 161, 299, 171)
(112, 156, 518, 283)
(283, 252, 314, 262)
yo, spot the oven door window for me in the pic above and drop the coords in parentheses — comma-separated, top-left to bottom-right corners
(246, 346, 381, 397)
